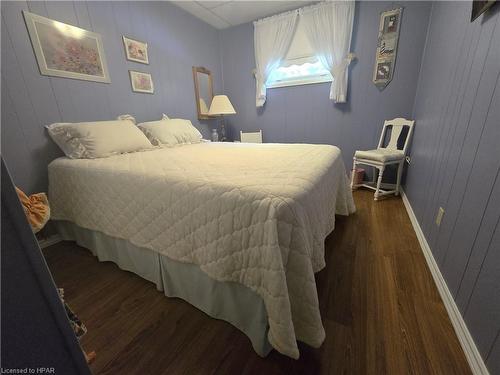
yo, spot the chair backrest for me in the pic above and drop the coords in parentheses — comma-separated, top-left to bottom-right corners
(377, 118, 415, 155)
(240, 130, 263, 143)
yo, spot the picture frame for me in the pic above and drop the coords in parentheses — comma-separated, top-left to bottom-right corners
(123, 36, 149, 64)
(23, 11, 110, 83)
(375, 61, 392, 81)
(192, 66, 214, 120)
(471, 1, 496, 22)
(383, 13, 400, 34)
(373, 8, 403, 89)
(129, 70, 154, 94)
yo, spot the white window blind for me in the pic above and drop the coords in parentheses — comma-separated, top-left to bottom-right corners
(266, 17, 332, 89)
(281, 18, 317, 67)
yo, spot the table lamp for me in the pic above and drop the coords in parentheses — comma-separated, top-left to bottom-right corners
(208, 95, 236, 142)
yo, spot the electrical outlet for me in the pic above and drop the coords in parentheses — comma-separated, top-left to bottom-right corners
(436, 207, 445, 227)
(406, 156, 411, 164)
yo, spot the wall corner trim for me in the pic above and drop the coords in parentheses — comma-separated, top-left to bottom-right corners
(400, 189, 490, 375)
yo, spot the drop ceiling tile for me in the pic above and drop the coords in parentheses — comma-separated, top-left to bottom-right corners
(213, 1, 313, 27)
(197, 1, 231, 9)
(173, 1, 232, 29)
(173, 1, 315, 29)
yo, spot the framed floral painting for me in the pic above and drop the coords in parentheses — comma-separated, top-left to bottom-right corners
(23, 11, 110, 83)
(129, 70, 154, 94)
(123, 36, 149, 64)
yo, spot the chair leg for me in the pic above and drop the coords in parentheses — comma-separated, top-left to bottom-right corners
(350, 158, 357, 190)
(374, 165, 385, 201)
(395, 160, 404, 196)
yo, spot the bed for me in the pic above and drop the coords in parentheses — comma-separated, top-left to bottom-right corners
(48, 141, 355, 359)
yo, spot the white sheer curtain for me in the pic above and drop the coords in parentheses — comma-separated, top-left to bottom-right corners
(253, 11, 298, 107)
(301, 1, 355, 103)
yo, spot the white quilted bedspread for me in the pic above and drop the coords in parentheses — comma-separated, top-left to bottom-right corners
(49, 142, 355, 359)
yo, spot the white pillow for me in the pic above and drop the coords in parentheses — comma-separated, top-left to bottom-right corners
(138, 118, 202, 146)
(117, 114, 136, 124)
(46, 119, 153, 159)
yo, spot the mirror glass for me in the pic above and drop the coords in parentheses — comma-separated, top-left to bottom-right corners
(197, 72, 211, 115)
(192, 67, 213, 120)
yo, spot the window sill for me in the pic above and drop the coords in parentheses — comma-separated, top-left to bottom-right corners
(267, 76, 332, 89)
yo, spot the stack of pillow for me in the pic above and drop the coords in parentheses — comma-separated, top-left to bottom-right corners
(46, 114, 204, 159)
(137, 114, 202, 147)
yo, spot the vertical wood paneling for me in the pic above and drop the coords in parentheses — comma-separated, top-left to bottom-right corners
(1, 78, 37, 191)
(443, 75, 500, 296)
(405, 3, 500, 370)
(109, 1, 142, 117)
(3, 1, 62, 129)
(72, 0, 91, 28)
(456, 168, 500, 310)
(2, 1, 64, 192)
(463, 217, 500, 361)
(1, 12, 43, 151)
(420, 13, 480, 243)
(434, 16, 498, 269)
(108, 0, 152, 119)
(1, 1, 221, 192)
(487, 332, 500, 374)
(404, 4, 469, 222)
(89, 1, 138, 118)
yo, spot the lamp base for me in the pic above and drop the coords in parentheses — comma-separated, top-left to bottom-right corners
(219, 117, 227, 142)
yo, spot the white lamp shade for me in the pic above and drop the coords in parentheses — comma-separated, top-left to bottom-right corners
(208, 95, 236, 116)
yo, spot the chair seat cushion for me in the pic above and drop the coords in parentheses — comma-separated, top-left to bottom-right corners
(354, 149, 404, 162)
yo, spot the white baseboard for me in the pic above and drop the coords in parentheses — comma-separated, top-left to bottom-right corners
(38, 234, 62, 249)
(400, 189, 489, 375)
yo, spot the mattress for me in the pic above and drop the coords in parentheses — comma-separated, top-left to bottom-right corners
(48, 142, 355, 359)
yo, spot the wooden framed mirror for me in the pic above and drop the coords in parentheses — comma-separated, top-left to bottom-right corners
(192, 67, 214, 120)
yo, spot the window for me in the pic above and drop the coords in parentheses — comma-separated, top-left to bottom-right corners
(266, 60, 332, 88)
(266, 19, 332, 89)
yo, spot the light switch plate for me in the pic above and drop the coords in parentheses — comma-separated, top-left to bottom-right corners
(436, 207, 445, 226)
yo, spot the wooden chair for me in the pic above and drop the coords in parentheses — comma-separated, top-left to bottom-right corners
(351, 118, 414, 200)
(240, 130, 263, 143)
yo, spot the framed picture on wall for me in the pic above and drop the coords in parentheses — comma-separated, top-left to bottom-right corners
(373, 8, 403, 89)
(471, 1, 496, 22)
(123, 36, 149, 64)
(375, 61, 392, 81)
(382, 13, 399, 34)
(129, 70, 154, 94)
(23, 11, 110, 83)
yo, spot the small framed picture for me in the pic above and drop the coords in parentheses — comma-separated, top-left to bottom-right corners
(129, 70, 154, 94)
(383, 13, 399, 34)
(123, 36, 149, 64)
(378, 37, 396, 58)
(23, 11, 110, 83)
(375, 61, 392, 81)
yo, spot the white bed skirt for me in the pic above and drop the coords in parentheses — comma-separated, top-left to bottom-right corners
(55, 220, 272, 357)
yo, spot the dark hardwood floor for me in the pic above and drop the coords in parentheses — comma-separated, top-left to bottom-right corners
(43, 190, 471, 375)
